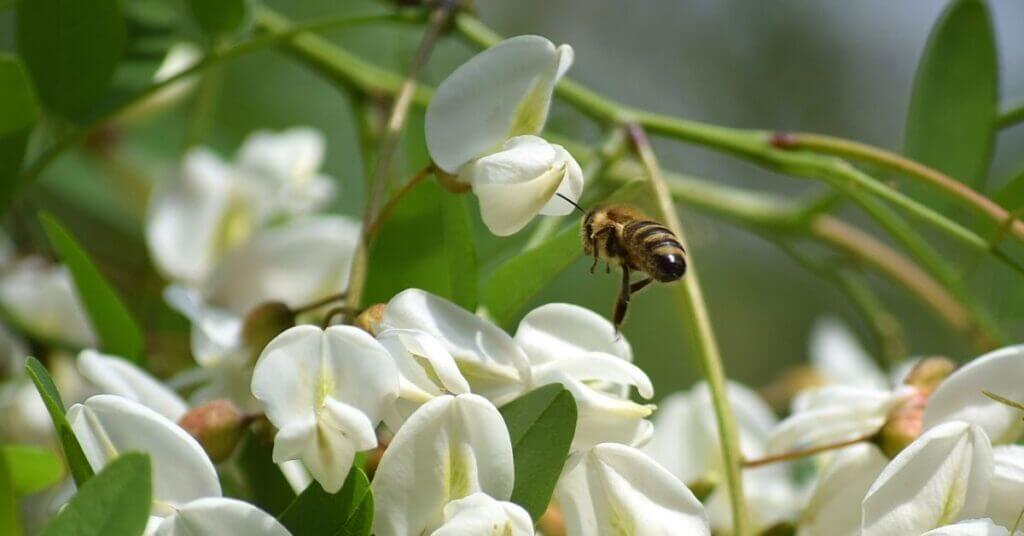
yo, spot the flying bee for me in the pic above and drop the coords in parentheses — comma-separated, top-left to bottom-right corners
(557, 194, 687, 330)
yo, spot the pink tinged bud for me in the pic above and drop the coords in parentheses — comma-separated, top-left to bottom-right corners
(903, 356, 957, 395)
(242, 301, 295, 353)
(179, 400, 247, 463)
(878, 390, 927, 458)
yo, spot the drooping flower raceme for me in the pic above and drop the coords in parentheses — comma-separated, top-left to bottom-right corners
(556, 442, 711, 536)
(251, 325, 399, 493)
(372, 394, 515, 536)
(425, 35, 582, 236)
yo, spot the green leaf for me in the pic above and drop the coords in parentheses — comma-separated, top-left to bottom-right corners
(0, 54, 38, 212)
(499, 384, 577, 521)
(483, 221, 582, 328)
(25, 357, 94, 487)
(186, 0, 246, 38)
(15, 0, 126, 119)
(40, 453, 151, 536)
(0, 453, 20, 536)
(234, 428, 297, 516)
(364, 179, 478, 309)
(39, 213, 144, 362)
(904, 0, 998, 206)
(2, 445, 64, 495)
(279, 468, 374, 536)
(995, 168, 1024, 211)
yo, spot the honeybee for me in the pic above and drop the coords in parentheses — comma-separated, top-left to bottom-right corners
(559, 195, 687, 330)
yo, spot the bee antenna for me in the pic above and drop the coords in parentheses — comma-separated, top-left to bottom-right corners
(556, 193, 586, 214)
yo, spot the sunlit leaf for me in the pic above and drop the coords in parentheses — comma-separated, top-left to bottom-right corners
(904, 0, 998, 206)
(39, 213, 144, 363)
(186, 0, 246, 38)
(25, 357, 94, 487)
(499, 384, 577, 521)
(0, 54, 38, 212)
(39, 453, 151, 536)
(279, 468, 374, 536)
(2, 445, 64, 495)
(15, 0, 126, 119)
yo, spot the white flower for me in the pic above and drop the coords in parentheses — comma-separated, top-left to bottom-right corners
(767, 384, 913, 454)
(251, 325, 399, 493)
(68, 395, 221, 515)
(514, 303, 632, 367)
(146, 128, 337, 284)
(922, 519, 1021, 536)
(425, 35, 581, 236)
(430, 493, 533, 536)
(924, 344, 1024, 444)
(862, 421, 993, 536)
(556, 442, 710, 536)
(426, 35, 573, 174)
(381, 289, 530, 405)
(372, 394, 514, 536)
(460, 135, 584, 236)
(809, 316, 889, 390)
(202, 215, 359, 314)
(376, 328, 470, 431)
(987, 445, 1024, 529)
(120, 42, 202, 122)
(0, 257, 95, 347)
(77, 349, 188, 421)
(148, 497, 289, 536)
(799, 443, 888, 536)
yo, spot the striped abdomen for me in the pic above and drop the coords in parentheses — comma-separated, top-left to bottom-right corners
(622, 220, 687, 282)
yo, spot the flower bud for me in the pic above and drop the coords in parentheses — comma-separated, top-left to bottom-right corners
(241, 301, 295, 353)
(877, 390, 927, 458)
(178, 400, 247, 463)
(903, 356, 956, 395)
(355, 303, 387, 336)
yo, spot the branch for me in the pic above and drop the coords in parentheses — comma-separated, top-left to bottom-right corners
(998, 99, 1024, 130)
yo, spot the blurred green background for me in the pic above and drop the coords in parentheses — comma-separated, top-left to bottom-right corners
(2, 0, 1024, 400)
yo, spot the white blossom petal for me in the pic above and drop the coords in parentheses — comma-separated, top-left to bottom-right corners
(0, 258, 96, 347)
(862, 421, 994, 536)
(924, 345, 1024, 444)
(810, 316, 889, 390)
(557, 443, 710, 536)
(251, 325, 399, 493)
(77, 350, 188, 421)
(234, 128, 336, 215)
(382, 289, 530, 405)
(67, 395, 220, 514)
(163, 285, 243, 368)
(986, 445, 1024, 529)
(372, 394, 514, 536)
(921, 519, 1016, 536)
(514, 302, 631, 366)
(430, 493, 534, 536)
(800, 443, 888, 536)
(151, 497, 289, 536)
(425, 35, 573, 173)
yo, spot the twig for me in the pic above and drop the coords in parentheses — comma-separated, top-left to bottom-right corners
(743, 432, 875, 468)
(292, 291, 347, 315)
(365, 164, 435, 241)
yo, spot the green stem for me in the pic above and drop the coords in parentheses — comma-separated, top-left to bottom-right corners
(997, 99, 1024, 130)
(626, 124, 749, 535)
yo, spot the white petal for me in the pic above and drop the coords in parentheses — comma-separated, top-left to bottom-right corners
(862, 421, 994, 536)
(383, 289, 530, 405)
(922, 519, 1014, 536)
(810, 316, 889, 390)
(236, 127, 326, 184)
(377, 328, 471, 430)
(514, 302, 631, 366)
(538, 144, 584, 216)
(146, 148, 233, 283)
(986, 445, 1024, 528)
(67, 395, 220, 512)
(642, 392, 706, 484)
(0, 258, 96, 347)
(800, 443, 888, 536)
(430, 493, 534, 536)
(153, 497, 289, 536)
(425, 35, 572, 173)
(77, 350, 188, 421)
(924, 345, 1024, 444)
(203, 215, 360, 314)
(372, 394, 514, 536)
(163, 285, 243, 367)
(251, 325, 398, 492)
(557, 443, 710, 536)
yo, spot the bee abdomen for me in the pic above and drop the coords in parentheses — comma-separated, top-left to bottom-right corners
(625, 221, 687, 282)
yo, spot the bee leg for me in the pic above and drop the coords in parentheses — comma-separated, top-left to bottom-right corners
(589, 254, 599, 274)
(605, 261, 611, 274)
(613, 266, 632, 334)
(630, 277, 654, 295)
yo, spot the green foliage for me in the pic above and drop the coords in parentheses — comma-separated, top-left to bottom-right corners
(24, 357, 94, 487)
(995, 168, 1024, 212)
(499, 384, 577, 521)
(279, 468, 374, 536)
(234, 428, 297, 516)
(0, 54, 38, 212)
(186, 0, 247, 38)
(904, 0, 998, 206)
(40, 453, 152, 536)
(364, 179, 478, 309)
(2, 445, 64, 495)
(483, 221, 582, 328)
(15, 0, 126, 119)
(39, 213, 145, 362)
(0, 453, 19, 536)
